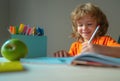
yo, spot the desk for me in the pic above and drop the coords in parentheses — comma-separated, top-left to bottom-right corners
(0, 57, 120, 81)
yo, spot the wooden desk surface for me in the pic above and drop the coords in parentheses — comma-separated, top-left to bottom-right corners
(0, 58, 120, 81)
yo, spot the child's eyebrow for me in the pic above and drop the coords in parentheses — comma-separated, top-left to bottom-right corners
(87, 19, 96, 22)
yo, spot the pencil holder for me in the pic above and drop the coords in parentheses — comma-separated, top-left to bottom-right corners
(11, 35, 47, 58)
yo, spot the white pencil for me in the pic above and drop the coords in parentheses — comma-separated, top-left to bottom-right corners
(88, 25, 100, 44)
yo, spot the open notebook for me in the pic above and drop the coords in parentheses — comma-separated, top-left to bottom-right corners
(71, 52, 120, 67)
(20, 52, 120, 67)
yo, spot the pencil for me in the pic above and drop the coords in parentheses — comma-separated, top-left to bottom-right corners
(88, 25, 100, 44)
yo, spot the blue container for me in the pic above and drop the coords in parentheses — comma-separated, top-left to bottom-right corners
(11, 35, 47, 58)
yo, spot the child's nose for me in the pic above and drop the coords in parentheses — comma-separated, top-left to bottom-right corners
(82, 25, 88, 30)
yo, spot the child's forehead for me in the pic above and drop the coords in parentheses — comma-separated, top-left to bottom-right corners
(77, 14, 96, 22)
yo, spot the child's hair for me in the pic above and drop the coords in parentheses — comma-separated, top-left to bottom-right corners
(70, 3, 109, 42)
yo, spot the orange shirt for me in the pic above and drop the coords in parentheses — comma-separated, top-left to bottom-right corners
(69, 36, 120, 56)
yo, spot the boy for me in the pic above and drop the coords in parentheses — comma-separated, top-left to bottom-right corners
(54, 3, 120, 58)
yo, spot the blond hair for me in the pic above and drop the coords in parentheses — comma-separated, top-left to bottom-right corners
(71, 3, 109, 42)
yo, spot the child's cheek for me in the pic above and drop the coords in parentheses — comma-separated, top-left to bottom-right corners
(77, 27, 81, 33)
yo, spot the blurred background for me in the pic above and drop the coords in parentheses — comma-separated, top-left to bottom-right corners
(0, 0, 120, 57)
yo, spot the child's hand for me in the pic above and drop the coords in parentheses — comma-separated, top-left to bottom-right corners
(54, 50, 70, 57)
(81, 42, 100, 53)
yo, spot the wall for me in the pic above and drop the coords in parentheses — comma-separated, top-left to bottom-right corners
(0, 0, 9, 45)
(1, 0, 120, 57)
(0, 0, 9, 56)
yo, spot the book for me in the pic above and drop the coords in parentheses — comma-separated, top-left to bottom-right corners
(0, 61, 24, 72)
(71, 52, 120, 67)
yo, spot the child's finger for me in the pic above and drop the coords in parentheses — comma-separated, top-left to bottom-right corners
(63, 51, 67, 57)
(59, 51, 63, 57)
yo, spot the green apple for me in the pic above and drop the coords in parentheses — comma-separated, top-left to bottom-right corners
(1, 39, 28, 61)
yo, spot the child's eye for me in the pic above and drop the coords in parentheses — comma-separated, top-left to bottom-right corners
(87, 23, 92, 26)
(78, 24, 83, 27)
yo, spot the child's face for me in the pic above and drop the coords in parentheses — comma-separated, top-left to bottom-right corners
(77, 14, 97, 41)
